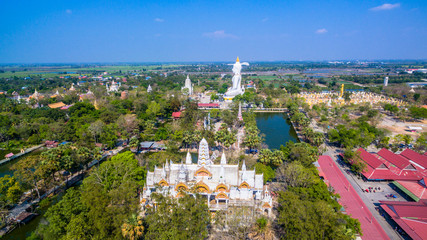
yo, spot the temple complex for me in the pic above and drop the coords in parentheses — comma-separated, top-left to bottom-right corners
(298, 91, 404, 106)
(141, 138, 272, 215)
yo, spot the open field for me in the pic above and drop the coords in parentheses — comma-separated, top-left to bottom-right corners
(378, 115, 426, 137)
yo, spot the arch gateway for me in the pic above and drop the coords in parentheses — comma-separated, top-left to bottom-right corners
(141, 138, 272, 215)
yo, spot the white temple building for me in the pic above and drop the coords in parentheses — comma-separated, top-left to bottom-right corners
(141, 138, 272, 215)
(106, 80, 120, 93)
(181, 75, 193, 95)
(147, 84, 152, 93)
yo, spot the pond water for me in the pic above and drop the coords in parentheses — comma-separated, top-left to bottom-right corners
(255, 112, 298, 149)
(0, 149, 44, 178)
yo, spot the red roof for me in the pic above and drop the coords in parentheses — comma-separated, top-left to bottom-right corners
(395, 180, 427, 200)
(317, 155, 390, 240)
(198, 103, 219, 107)
(378, 148, 413, 170)
(172, 112, 182, 118)
(400, 149, 427, 169)
(380, 200, 427, 240)
(356, 148, 427, 181)
(357, 148, 385, 169)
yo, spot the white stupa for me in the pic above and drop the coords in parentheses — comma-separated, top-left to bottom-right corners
(147, 84, 152, 93)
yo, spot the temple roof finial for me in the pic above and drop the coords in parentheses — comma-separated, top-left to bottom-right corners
(186, 151, 192, 165)
(220, 150, 227, 165)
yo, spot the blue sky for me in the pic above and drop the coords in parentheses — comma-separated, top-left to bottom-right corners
(0, 0, 426, 63)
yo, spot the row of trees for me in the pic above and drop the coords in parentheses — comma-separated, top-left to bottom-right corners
(29, 151, 145, 240)
(0, 143, 100, 227)
(287, 100, 325, 147)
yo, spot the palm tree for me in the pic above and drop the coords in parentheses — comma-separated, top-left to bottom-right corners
(311, 132, 324, 147)
(302, 128, 314, 142)
(122, 214, 144, 240)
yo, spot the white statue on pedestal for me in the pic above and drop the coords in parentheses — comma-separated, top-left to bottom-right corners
(224, 57, 249, 100)
(181, 75, 193, 95)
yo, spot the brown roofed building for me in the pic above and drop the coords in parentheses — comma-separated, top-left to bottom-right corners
(48, 102, 66, 109)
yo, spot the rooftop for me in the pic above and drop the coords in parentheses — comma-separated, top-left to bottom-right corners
(380, 200, 427, 240)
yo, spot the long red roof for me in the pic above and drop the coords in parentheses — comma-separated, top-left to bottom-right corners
(400, 149, 427, 169)
(378, 148, 412, 170)
(380, 200, 427, 240)
(357, 148, 384, 169)
(172, 112, 182, 118)
(198, 103, 219, 107)
(317, 156, 390, 240)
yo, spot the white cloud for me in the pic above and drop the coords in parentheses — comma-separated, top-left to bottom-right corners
(370, 3, 400, 11)
(203, 30, 238, 39)
(315, 28, 328, 34)
(66, 9, 72, 14)
(154, 18, 164, 22)
(262, 17, 269, 22)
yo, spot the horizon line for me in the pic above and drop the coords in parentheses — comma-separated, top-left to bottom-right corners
(1, 58, 427, 66)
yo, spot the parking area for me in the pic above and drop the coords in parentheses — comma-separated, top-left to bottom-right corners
(337, 158, 408, 204)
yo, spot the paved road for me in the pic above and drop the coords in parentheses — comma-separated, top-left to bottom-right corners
(323, 147, 402, 240)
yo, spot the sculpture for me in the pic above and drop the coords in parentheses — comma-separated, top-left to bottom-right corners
(224, 57, 249, 100)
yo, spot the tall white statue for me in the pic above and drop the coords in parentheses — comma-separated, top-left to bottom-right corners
(224, 57, 249, 100)
(181, 75, 193, 95)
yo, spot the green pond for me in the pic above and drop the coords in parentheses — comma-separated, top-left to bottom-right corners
(0, 149, 44, 178)
(255, 112, 298, 149)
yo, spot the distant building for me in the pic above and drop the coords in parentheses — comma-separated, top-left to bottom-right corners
(120, 91, 128, 100)
(181, 75, 193, 95)
(198, 103, 220, 109)
(407, 82, 427, 88)
(106, 81, 120, 92)
(79, 90, 95, 101)
(147, 84, 152, 93)
(48, 102, 66, 109)
(384, 77, 388, 87)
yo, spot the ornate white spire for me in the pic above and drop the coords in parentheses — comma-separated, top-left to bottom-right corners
(161, 164, 166, 179)
(178, 162, 187, 182)
(220, 151, 227, 165)
(238, 102, 243, 121)
(186, 151, 192, 165)
(198, 138, 211, 165)
(242, 160, 246, 172)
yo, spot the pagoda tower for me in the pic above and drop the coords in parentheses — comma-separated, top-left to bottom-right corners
(238, 103, 243, 121)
